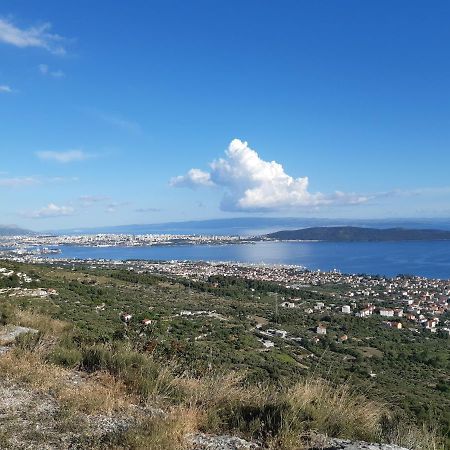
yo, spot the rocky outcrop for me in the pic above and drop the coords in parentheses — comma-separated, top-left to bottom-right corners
(0, 325, 38, 346)
(187, 435, 411, 450)
(188, 433, 260, 449)
(318, 439, 410, 450)
(0, 379, 132, 449)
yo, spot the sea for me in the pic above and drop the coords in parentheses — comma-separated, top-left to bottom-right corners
(48, 240, 450, 280)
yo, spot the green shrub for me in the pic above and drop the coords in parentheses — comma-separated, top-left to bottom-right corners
(80, 343, 177, 402)
(48, 346, 82, 368)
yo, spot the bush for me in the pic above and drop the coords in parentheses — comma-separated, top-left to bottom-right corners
(48, 346, 82, 368)
(81, 343, 177, 402)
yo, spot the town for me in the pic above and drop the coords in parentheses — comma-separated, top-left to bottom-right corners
(0, 232, 255, 252)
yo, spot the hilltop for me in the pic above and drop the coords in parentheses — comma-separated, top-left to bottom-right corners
(266, 226, 450, 242)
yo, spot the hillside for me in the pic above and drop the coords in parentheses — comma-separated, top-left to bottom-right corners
(0, 225, 33, 236)
(0, 260, 447, 449)
(266, 226, 450, 242)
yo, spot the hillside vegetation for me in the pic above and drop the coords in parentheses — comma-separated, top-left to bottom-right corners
(0, 260, 447, 449)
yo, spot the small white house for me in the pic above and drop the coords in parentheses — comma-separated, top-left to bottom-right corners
(272, 329, 288, 339)
(281, 301, 296, 308)
(316, 324, 327, 335)
(120, 312, 132, 323)
(379, 308, 394, 317)
(261, 340, 274, 348)
(341, 305, 351, 314)
(356, 308, 372, 318)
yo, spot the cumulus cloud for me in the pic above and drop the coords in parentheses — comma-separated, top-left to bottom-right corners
(171, 139, 369, 212)
(170, 168, 214, 189)
(0, 17, 66, 55)
(25, 203, 75, 219)
(0, 85, 13, 93)
(36, 150, 91, 163)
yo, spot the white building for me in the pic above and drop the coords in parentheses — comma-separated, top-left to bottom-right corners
(281, 301, 296, 308)
(379, 308, 394, 317)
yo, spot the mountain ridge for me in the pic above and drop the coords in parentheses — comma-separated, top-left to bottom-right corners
(49, 217, 450, 236)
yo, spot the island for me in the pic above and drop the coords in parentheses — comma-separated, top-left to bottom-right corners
(265, 226, 450, 242)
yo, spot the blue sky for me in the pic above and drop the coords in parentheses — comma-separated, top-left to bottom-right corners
(1, 0, 450, 230)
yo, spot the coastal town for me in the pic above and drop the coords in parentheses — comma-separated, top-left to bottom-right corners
(136, 260, 450, 336)
(0, 233, 255, 251)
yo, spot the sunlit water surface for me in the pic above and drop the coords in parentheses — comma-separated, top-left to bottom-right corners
(49, 241, 450, 279)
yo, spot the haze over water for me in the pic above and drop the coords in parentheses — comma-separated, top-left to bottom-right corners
(51, 240, 450, 280)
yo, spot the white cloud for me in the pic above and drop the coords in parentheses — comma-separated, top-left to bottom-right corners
(0, 85, 13, 93)
(36, 150, 91, 163)
(39, 64, 65, 78)
(0, 176, 39, 188)
(171, 139, 369, 212)
(0, 17, 66, 55)
(25, 203, 75, 219)
(170, 168, 214, 189)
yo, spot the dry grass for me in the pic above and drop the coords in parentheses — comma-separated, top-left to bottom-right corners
(112, 407, 201, 450)
(60, 371, 130, 414)
(386, 421, 445, 450)
(14, 309, 71, 337)
(174, 373, 388, 448)
(0, 349, 131, 415)
(283, 378, 386, 442)
(80, 342, 179, 404)
(176, 371, 264, 410)
(0, 307, 442, 449)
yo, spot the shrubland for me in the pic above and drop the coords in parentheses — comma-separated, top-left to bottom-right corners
(0, 260, 447, 449)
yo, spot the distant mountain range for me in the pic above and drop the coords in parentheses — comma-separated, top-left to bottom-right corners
(54, 217, 450, 236)
(266, 226, 450, 242)
(0, 225, 33, 236)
